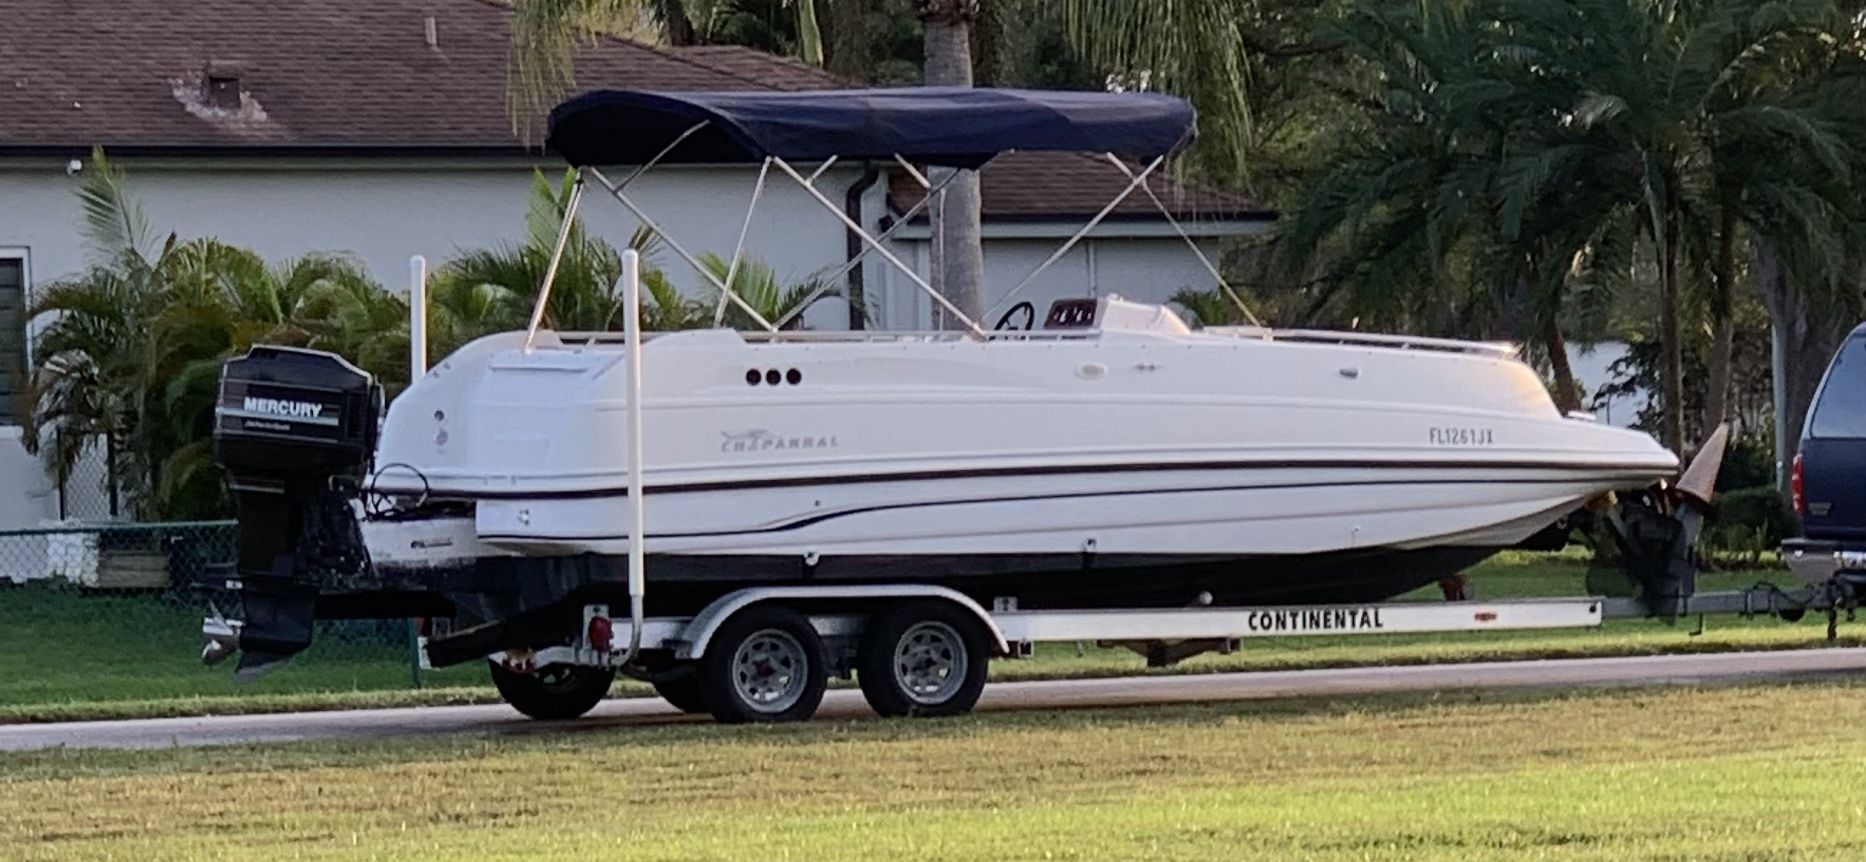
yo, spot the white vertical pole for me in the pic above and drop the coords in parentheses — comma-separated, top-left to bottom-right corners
(621, 249, 647, 661)
(408, 255, 428, 379)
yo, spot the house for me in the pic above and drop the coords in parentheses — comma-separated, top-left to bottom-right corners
(0, 0, 1275, 529)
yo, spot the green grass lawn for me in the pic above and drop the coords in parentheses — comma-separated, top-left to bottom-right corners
(3, 682, 1863, 860)
(3, 552, 1857, 723)
(0, 585, 496, 722)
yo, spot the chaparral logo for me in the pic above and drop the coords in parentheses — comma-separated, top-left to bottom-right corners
(721, 428, 840, 453)
(243, 396, 325, 421)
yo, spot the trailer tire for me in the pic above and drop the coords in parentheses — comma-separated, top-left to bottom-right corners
(857, 600, 991, 718)
(698, 605, 828, 724)
(489, 662, 615, 720)
(651, 671, 709, 714)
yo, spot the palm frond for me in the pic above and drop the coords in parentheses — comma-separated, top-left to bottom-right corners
(75, 147, 151, 264)
(1058, 0, 1253, 177)
(507, 0, 645, 138)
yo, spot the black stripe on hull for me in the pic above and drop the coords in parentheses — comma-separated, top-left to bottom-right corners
(381, 457, 1667, 501)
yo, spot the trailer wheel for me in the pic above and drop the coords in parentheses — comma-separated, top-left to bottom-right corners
(857, 601, 991, 718)
(698, 605, 828, 723)
(651, 671, 709, 714)
(488, 662, 615, 720)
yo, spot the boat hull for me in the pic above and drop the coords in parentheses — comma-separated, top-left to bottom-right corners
(366, 462, 1628, 636)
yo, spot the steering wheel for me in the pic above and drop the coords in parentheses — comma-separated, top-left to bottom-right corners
(994, 301, 1037, 332)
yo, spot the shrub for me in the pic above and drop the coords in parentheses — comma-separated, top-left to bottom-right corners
(1705, 485, 1797, 564)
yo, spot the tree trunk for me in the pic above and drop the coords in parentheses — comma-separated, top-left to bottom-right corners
(920, 2, 986, 328)
(968, 0, 1011, 86)
(654, 0, 696, 46)
(1544, 316, 1581, 413)
(824, 0, 874, 81)
(1659, 196, 1686, 454)
(1702, 196, 1739, 436)
(1754, 235, 1851, 490)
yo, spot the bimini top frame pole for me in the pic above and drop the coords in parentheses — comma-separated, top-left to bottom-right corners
(1102, 155, 1263, 329)
(983, 153, 1169, 320)
(768, 157, 965, 330)
(769, 155, 989, 336)
(522, 172, 587, 352)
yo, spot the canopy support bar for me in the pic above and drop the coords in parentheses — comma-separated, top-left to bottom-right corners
(986, 153, 1167, 318)
(523, 170, 587, 352)
(770, 156, 986, 337)
(588, 166, 779, 333)
(769, 164, 964, 330)
(1104, 154, 1264, 328)
(893, 155, 931, 189)
(614, 121, 710, 190)
(806, 156, 840, 183)
(712, 157, 773, 326)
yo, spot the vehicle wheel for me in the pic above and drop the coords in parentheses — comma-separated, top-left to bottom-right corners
(857, 600, 992, 718)
(698, 605, 828, 724)
(488, 661, 615, 720)
(651, 670, 709, 714)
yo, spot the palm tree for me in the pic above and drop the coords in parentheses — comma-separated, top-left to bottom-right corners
(912, 0, 987, 326)
(1277, 2, 1572, 355)
(1528, 0, 1866, 449)
(1283, 0, 1866, 448)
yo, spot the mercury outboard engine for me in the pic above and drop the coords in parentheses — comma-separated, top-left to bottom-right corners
(206, 346, 382, 678)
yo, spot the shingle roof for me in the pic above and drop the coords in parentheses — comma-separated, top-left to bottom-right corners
(0, 0, 1273, 222)
(0, 0, 837, 152)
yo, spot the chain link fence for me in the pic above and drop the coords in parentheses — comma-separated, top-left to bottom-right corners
(0, 520, 234, 591)
(0, 520, 430, 717)
(51, 434, 121, 522)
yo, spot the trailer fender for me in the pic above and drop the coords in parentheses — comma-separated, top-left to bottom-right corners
(674, 585, 1009, 660)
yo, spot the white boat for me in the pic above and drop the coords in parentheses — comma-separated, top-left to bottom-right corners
(207, 88, 1684, 680)
(362, 298, 1674, 610)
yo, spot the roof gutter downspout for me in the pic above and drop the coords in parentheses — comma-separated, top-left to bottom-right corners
(844, 163, 882, 330)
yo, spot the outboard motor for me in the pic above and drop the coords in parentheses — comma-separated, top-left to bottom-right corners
(1588, 425, 1730, 618)
(206, 346, 382, 678)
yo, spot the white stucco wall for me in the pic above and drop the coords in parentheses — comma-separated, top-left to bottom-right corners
(1567, 341, 1646, 429)
(0, 427, 55, 530)
(0, 158, 864, 310)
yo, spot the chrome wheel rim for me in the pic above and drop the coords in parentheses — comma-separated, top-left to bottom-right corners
(731, 628, 809, 713)
(893, 621, 967, 705)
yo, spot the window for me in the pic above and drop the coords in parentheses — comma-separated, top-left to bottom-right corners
(0, 255, 24, 426)
(1811, 336, 1866, 438)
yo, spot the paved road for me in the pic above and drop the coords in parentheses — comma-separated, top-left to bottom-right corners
(5, 649, 1863, 752)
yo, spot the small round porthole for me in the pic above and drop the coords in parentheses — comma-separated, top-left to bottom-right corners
(744, 369, 761, 385)
(765, 368, 782, 385)
(786, 368, 802, 385)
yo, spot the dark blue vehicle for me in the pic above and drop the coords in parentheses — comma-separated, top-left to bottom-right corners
(1784, 323, 1866, 598)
